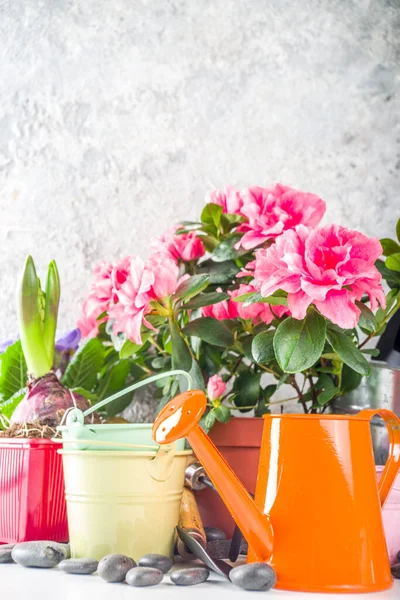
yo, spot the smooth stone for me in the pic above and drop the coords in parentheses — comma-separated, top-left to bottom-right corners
(0, 549, 14, 563)
(97, 554, 136, 583)
(229, 562, 277, 591)
(206, 540, 231, 559)
(138, 553, 173, 574)
(170, 567, 210, 586)
(391, 563, 400, 579)
(126, 566, 163, 587)
(11, 541, 68, 568)
(204, 527, 226, 542)
(59, 558, 98, 575)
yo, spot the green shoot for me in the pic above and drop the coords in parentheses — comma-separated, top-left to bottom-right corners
(16, 256, 56, 378)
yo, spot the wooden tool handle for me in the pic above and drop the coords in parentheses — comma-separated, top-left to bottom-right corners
(179, 488, 206, 540)
(177, 487, 206, 560)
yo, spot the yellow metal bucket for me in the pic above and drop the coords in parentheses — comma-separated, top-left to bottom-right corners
(60, 445, 191, 561)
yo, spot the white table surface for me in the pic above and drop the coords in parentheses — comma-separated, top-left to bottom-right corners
(1, 563, 399, 599)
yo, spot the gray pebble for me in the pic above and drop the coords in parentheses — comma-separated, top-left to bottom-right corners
(204, 527, 226, 541)
(0, 549, 14, 564)
(207, 540, 231, 559)
(391, 563, 400, 579)
(11, 541, 68, 568)
(0, 544, 16, 550)
(126, 566, 163, 587)
(204, 527, 226, 542)
(97, 554, 136, 583)
(170, 567, 210, 586)
(138, 553, 173, 574)
(229, 562, 277, 591)
(59, 558, 98, 575)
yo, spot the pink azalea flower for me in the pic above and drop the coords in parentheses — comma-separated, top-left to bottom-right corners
(78, 258, 131, 338)
(253, 224, 386, 329)
(207, 374, 227, 401)
(202, 289, 235, 320)
(109, 257, 155, 345)
(151, 227, 205, 263)
(207, 185, 243, 214)
(148, 254, 187, 300)
(237, 184, 326, 250)
(202, 285, 285, 324)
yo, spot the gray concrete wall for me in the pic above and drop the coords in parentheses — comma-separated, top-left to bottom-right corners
(0, 0, 399, 338)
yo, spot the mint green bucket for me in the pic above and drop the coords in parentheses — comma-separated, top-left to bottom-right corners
(57, 370, 191, 451)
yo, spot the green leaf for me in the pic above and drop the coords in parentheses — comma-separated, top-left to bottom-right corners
(273, 309, 326, 373)
(397, 218, 400, 244)
(326, 328, 370, 376)
(188, 357, 205, 391)
(340, 364, 362, 393)
(355, 301, 377, 333)
(61, 338, 105, 391)
(119, 339, 141, 359)
(252, 331, 275, 363)
(119, 333, 150, 359)
(234, 291, 288, 307)
(233, 372, 261, 413)
(376, 259, 400, 289)
(197, 259, 240, 284)
(0, 388, 27, 420)
(170, 320, 192, 376)
(42, 260, 60, 365)
(96, 360, 130, 402)
(173, 275, 210, 301)
(210, 234, 243, 262)
(183, 317, 234, 347)
(386, 253, 400, 272)
(0, 341, 28, 400)
(204, 409, 217, 430)
(17, 256, 51, 377)
(361, 348, 380, 357)
(201, 203, 223, 228)
(317, 387, 340, 406)
(214, 404, 231, 423)
(182, 292, 229, 310)
(220, 214, 246, 233)
(381, 238, 400, 256)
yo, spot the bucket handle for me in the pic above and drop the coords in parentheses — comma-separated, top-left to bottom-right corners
(357, 408, 400, 506)
(65, 369, 192, 427)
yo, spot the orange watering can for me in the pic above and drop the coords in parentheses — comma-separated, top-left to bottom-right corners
(153, 390, 400, 593)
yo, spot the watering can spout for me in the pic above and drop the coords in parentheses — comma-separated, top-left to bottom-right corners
(152, 391, 274, 562)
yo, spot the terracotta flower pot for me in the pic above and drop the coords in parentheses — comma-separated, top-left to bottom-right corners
(195, 417, 264, 537)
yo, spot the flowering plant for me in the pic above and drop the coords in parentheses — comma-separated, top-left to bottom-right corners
(78, 184, 400, 428)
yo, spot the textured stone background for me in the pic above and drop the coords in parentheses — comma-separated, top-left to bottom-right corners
(0, 0, 399, 339)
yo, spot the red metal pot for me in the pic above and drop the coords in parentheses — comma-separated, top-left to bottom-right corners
(195, 417, 263, 537)
(0, 438, 68, 543)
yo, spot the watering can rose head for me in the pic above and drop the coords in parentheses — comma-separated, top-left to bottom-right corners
(77, 184, 400, 425)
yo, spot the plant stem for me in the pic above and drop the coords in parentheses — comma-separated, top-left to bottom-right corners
(290, 375, 309, 413)
(149, 335, 166, 355)
(308, 375, 318, 413)
(225, 357, 243, 382)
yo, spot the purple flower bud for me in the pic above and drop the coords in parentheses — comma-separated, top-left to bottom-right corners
(55, 328, 81, 352)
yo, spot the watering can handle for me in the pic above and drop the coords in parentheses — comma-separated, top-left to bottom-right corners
(81, 370, 192, 419)
(357, 408, 400, 507)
